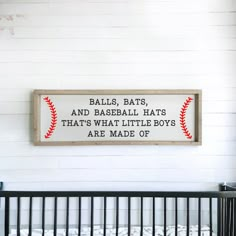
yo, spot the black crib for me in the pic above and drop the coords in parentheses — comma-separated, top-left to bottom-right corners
(0, 183, 236, 236)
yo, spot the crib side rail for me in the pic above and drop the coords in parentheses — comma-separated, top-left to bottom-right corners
(0, 190, 223, 198)
(1, 191, 236, 236)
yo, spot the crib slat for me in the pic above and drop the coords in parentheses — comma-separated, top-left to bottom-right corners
(42, 197, 45, 236)
(17, 197, 21, 236)
(217, 198, 222, 236)
(54, 197, 58, 236)
(231, 199, 233, 236)
(187, 198, 189, 236)
(128, 197, 131, 236)
(104, 197, 107, 236)
(233, 198, 236, 236)
(230, 199, 234, 236)
(230, 199, 233, 236)
(222, 198, 225, 236)
(226, 198, 232, 235)
(164, 197, 166, 236)
(209, 198, 212, 236)
(152, 197, 155, 236)
(175, 197, 178, 236)
(226, 199, 229, 236)
(91, 197, 94, 236)
(226, 198, 228, 236)
(29, 197, 33, 236)
(66, 197, 70, 236)
(78, 197, 81, 236)
(116, 197, 119, 236)
(225, 198, 228, 236)
(4, 197, 10, 236)
(198, 198, 201, 236)
(140, 197, 143, 236)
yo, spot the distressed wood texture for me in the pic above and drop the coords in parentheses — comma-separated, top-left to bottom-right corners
(0, 0, 235, 190)
(32, 89, 202, 146)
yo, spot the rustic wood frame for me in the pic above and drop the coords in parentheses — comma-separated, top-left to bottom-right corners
(33, 89, 202, 146)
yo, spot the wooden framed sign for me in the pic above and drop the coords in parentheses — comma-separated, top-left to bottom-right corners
(33, 90, 202, 145)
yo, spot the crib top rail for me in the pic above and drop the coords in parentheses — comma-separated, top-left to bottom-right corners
(1, 190, 236, 198)
(1, 182, 236, 198)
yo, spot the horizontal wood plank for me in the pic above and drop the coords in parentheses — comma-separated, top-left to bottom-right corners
(0, 155, 234, 170)
(0, 38, 235, 51)
(0, 51, 235, 64)
(0, 62, 235, 76)
(0, 168, 231, 182)
(1, 26, 235, 39)
(0, 0, 235, 15)
(0, 141, 235, 156)
(0, 13, 236, 27)
(1, 181, 220, 191)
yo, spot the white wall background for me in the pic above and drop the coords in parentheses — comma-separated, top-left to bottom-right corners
(0, 0, 236, 192)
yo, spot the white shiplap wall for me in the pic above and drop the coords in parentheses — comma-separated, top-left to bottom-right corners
(0, 0, 235, 192)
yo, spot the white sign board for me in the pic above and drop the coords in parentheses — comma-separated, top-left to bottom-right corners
(33, 90, 202, 145)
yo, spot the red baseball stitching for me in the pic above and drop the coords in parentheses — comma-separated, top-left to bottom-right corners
(43, 96, 57, 139)
(180, 97, 193, 140)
